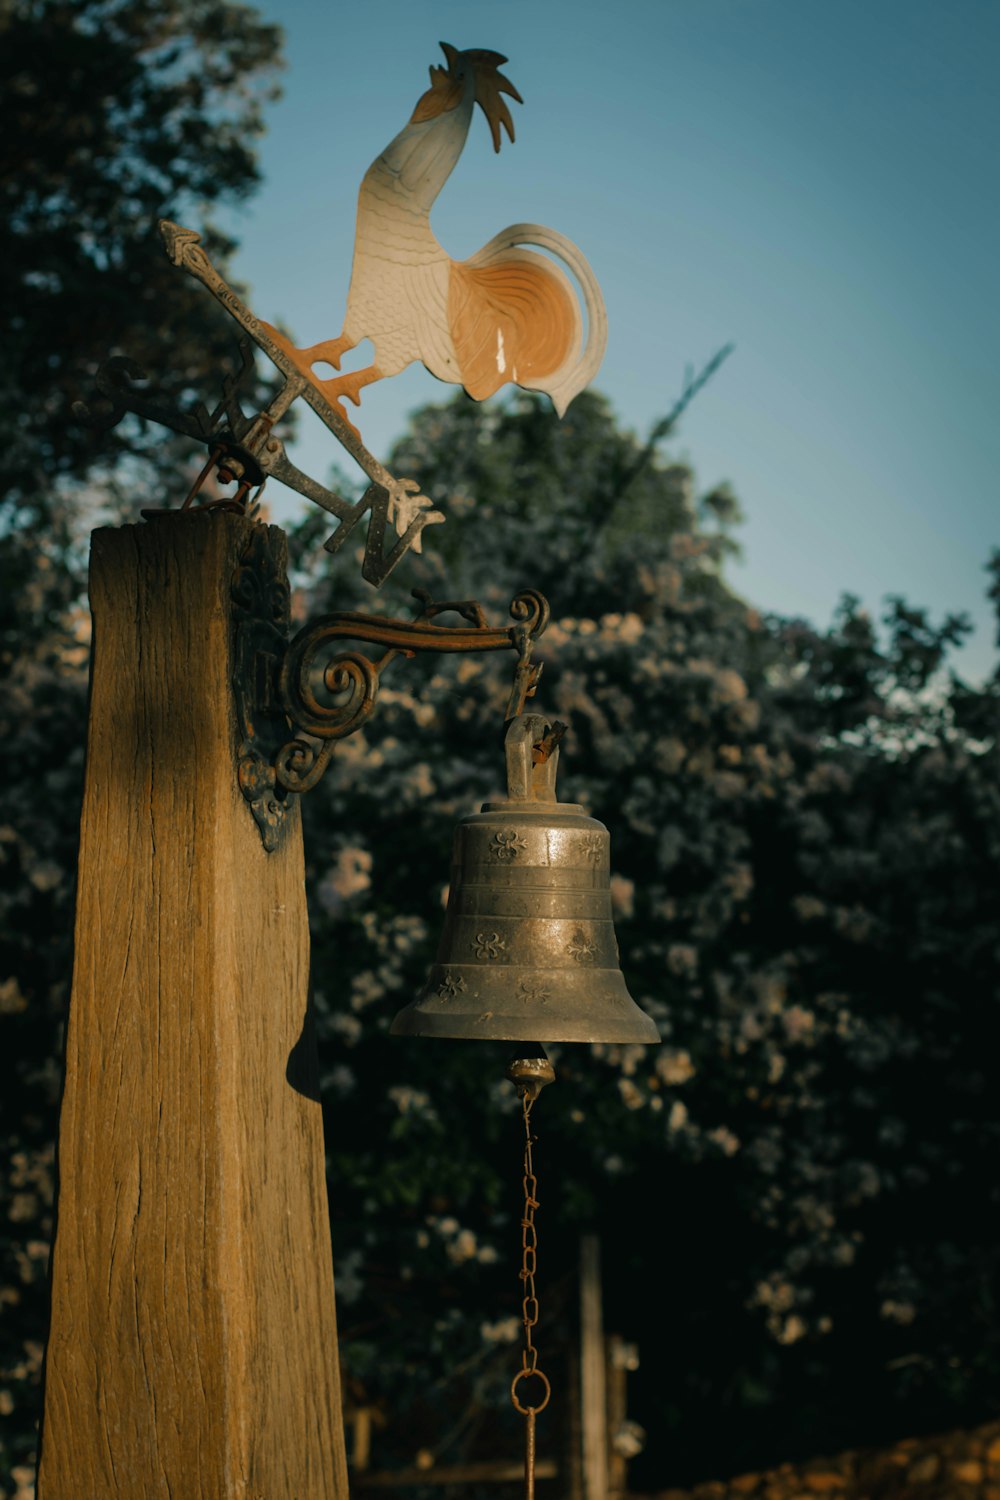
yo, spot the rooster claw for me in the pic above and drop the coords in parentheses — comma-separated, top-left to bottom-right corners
(387, 478, 444, 552)
(300, 337, 351, 372)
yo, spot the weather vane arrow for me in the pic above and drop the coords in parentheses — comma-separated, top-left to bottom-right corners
(75, 43, 608, 587)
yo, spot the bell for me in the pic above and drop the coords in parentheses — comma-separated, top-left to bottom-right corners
(391, 713, 661, 1045)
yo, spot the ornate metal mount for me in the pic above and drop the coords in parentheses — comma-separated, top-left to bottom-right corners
(233, 538, 548, 849)
(73, 222, 444, 587)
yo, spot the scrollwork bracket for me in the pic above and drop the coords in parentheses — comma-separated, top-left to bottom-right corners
(231, 549, 549, 850)
(232, 527, 296, 851)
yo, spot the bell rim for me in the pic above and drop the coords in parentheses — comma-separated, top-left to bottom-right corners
(390, 965, 662, 1044)
(389, 1006, 661, 1044)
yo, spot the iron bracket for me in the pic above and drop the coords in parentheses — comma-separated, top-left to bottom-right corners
(232, 538, 548, 850)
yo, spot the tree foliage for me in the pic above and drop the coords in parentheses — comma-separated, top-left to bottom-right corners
(1, 8, 999, 1487)
(0, 1, 283, 1486)
(286, 392, 1000, 1487)
(0, 0, 283, 663)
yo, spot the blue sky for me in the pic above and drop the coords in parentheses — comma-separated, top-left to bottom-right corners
(224, 0, 999, 679)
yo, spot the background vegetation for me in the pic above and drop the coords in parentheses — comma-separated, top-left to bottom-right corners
(2, 2, 998, 1495)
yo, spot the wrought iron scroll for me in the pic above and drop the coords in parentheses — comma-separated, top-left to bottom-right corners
(273, 589, 549, 796)
(232, 570, 549, 848)
(231, 527, 296, 851)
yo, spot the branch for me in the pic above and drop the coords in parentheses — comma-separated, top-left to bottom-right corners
(610, 342, 735, 511)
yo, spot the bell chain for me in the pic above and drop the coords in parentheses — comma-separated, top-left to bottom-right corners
(511, 1090, 550, 1500)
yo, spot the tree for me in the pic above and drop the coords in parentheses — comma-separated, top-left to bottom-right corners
(290, 391, 1000, 1487)
(2, 33, 997, 1473)
(0, 2, 284, 1485)
(0, 0, 283, 655)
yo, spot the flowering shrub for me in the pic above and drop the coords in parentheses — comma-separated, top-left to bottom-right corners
(2, 387, 998, 1489)
(288, 392, 1000, 1483)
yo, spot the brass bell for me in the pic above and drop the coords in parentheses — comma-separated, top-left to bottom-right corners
(391, 713, 660, 1045)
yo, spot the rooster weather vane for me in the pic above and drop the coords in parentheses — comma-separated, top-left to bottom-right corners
(77, 43, 608, 585)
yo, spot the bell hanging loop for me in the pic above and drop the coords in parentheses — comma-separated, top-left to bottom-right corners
(390, 713, 661, 1045)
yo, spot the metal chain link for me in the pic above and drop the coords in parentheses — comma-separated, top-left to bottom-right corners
(510, 1090, 551, 1500)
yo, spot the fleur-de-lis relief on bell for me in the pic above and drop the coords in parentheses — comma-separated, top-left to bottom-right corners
(474, 931, 507, 959)
(581, 833, 606, 865)
(567, 931, 597, 963)
(436, 972, 467, 1000)
(491, 829, 527, 860)
(391, 713, 661, 1044)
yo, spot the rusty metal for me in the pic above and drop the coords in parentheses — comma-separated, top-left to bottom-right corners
(390, 712, 662, 1043)
(509, 1076, 552, 1500)
(273, 588, 547, 796)
(76, 339, 437, 585)
(231, 528, 297, 851)
(233, 583, 549, 842)
(505, 626, 545, 721)
(506, 1049, 556, 1104)
(73, 218, 447, 586)
(158, 220, 443, 580)
(181, 445, 227, 512)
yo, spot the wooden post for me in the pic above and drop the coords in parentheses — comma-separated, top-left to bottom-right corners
(606, 1335, 639, 1499)
(37, 513, 349, 1499)
(579, 1235, 609, 1500)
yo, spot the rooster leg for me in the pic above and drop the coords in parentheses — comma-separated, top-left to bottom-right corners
(315, 362, 383, 409)
(316, 363, 384, 407)
(255, 322, 357, 377)
(253, 321, 382, 436)
(298, 333, 357, 373)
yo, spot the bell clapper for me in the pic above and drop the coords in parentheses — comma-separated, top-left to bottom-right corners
(507, 1045, 557, 1104)
(505, 1045, 554, 1499)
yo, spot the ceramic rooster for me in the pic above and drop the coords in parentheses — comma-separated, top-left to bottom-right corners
(260, 43, 607, 431)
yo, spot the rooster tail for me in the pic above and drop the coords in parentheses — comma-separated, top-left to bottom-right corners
(454, 222, 607, 417)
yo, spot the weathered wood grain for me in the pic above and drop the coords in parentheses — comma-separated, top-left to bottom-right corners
(37, 512, 348, 1499)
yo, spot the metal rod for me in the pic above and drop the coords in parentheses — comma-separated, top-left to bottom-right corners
(525, 1409, 537, 1500)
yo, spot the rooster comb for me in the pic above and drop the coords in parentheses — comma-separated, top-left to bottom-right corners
(439, 42, 523, 153)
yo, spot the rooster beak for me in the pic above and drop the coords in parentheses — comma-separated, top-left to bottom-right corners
(411, 43, 466, 125)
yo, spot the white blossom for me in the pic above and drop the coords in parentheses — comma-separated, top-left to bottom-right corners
(656, 1049, 695, 1086)
(480, 1317, 520, 1344)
